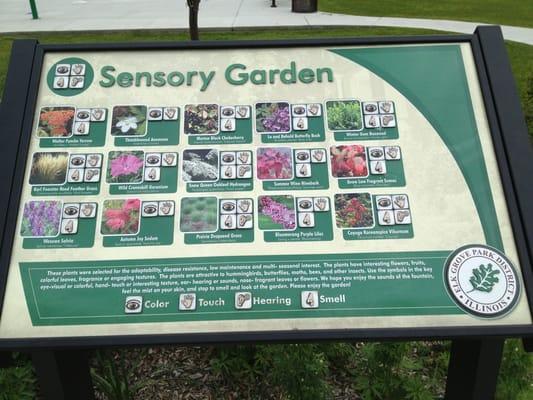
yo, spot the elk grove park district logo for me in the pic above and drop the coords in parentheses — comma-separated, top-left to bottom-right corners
(47, 57, 94, 96)
(444, 244, 520, 318)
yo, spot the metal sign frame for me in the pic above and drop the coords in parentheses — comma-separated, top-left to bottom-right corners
(0, 26, 531, 350)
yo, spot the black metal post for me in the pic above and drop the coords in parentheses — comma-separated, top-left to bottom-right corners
(187, 0, 200, 40)
(32, 350, 95, 400)
(271, 0, 277, 7)
(444, 339, 504, 400)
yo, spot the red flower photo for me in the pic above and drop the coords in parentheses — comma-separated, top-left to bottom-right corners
(101, 199, 141, 235)
(37, 107, 75, 137)
(330, 145, 368, 178)
(334, 193, 374, 228)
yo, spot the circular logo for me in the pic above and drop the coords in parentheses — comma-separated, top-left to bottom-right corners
(444, 244, 520, 318)
(47, 57, 94, 96)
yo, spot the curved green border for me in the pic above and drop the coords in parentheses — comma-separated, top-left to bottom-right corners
(330, 45, 503, 250)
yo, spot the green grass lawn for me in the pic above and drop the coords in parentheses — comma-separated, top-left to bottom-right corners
(319, 0, 533, 28)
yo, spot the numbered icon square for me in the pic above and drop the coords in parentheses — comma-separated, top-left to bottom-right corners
(378, 210, 394, 226)
(301, 291, 319, 309)
(60, 218, 78, 235)
(179, 293, 197, 311)
(235, 292, 252, 310)
(124, 296, 143, 314)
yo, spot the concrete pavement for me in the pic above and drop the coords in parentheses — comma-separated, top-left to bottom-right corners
(0, 0, 532, 45)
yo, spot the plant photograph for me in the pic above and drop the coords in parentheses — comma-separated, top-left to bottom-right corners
(335, 193, 374, 228)
(179, 197, 218, 232)
(100, 199, 141, 235)
(184, 104, 219, 135)
(37, 106, 75, 137)
(182, 149, 219, 182)
(256, 147, 293, 180)
(255, 102, 291, 133)
(326, 100, 363, 131)
(106, 151, 144, 184)
(29, 152, 68, 185)
(20, 200, 62, 237)
(258, 195, 296, 230)
(330, 145, 368, 178)
(110, 105, 147, 136)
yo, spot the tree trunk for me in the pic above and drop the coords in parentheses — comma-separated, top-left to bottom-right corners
(187, 0, 200, 40)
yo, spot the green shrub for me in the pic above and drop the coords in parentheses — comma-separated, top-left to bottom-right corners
(0, 353, 36, 400)
(354, 342, 448, 400)
(496, 339, 533, 400)
(258, 344, 331, 400)
(211, 344, 331, 399)
(91, 349, 152, 400)
(210, 345, 261, 384)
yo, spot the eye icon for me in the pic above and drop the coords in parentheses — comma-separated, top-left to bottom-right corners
(124, 296, 143, 313)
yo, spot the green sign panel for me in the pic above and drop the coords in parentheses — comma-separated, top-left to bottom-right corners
(0, 37, 530, 343)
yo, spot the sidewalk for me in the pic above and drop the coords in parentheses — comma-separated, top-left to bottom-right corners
(1, 0, 532, 45)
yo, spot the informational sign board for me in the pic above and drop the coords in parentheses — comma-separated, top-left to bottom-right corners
(0, 28, 532, 347)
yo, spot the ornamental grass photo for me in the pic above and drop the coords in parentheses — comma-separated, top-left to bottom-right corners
(106, 151, 144, 184)
(184, 104, 219, 135)
(326, 100, 363, 131)
(179, 197, 218, 232)
(111, 105, 147, 136)
(330, 145, 368, 178)
(258, 195, 296, 230)
(37, 106, 75, 137)
(256, 147, 293, 180)
(29, 152, 68, 185)
(101, 199, 141, 235)
(334, 193, 374, 228)
(255, 102, 291, 133)
(20, 201, 62, 237)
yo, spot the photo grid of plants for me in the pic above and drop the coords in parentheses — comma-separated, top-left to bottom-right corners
(23, 98, 407, 239)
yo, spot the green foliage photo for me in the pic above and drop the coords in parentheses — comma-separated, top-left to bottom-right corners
(326, 100, 363, 131)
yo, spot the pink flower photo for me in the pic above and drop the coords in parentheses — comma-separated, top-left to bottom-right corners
(256, 147, 293, 180)
(106, 151, 144, 184)
(101, 199, 141, 235)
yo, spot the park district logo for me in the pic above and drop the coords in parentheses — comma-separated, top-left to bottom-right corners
(47, 57, 94, 96)
(444, 244, 520, 318)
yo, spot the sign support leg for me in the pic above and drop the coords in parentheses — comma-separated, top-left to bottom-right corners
(444, 338, 504, 400)
(32, 350, 95, 400)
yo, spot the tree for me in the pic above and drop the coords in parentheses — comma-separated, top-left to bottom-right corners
(186, 0, 201, 40)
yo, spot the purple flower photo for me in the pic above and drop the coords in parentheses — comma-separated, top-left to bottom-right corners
(258, 195, 296, 230)
(20, 201, 62, 237)
(255, 102, 291, 134)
